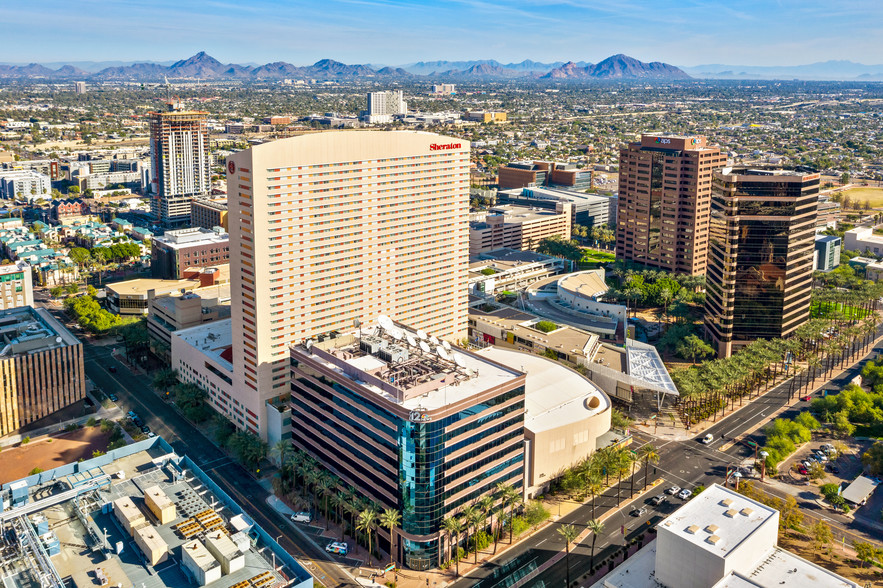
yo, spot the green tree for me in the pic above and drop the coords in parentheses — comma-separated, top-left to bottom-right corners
(810, 519, 833, 553)
(442, 516, 464, 575)
(357, 508, 378, 566)
(379, 508, 402, 568)
(862, 441, 883, 476)
(587, 518, 604, 571)
(676, 335, 714, 364)
(853, 541, 880, 568)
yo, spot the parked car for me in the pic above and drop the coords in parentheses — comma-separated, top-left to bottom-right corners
(147, 432, 156, 438)
(140, 425, 150, 434)
(677, 488, 692, 500)
(108, 394, 118, 402)
(666, 486, 681, 495)
(797, 465, 809, 475)
(325, 541, 348, 555)
(126, 411, 137, 419)
(650, 495, 666, 506)
(132, 418, 143, 427)
(814, 452, 828, 462)
(108, 366, 117, 373)
(826, 464, 840, 474)
(802, 460, 813, 469)
(290, 512, 312, 523)
(630, 506, 647, 517)
(701, 434, 714, 445)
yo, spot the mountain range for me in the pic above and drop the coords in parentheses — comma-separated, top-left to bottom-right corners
(0, 52, 689, 81)
(681, 60, 883, 80)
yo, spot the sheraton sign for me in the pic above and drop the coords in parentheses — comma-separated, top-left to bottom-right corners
(430, 142, 462, 151)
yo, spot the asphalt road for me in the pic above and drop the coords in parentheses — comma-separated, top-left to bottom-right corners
(83, 342, 358, 588)
(456, 335, 883, 588)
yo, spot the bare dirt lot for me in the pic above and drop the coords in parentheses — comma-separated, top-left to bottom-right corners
(0, 426, 111, 484)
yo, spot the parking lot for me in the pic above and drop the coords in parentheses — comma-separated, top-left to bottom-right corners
(780, 438, 870, 490)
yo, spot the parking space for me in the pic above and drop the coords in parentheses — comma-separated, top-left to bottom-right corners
(780, 438, 869, 488)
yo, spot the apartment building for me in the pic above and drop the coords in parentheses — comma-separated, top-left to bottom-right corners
(704, 168, 819, 357)
(616, 134, 727, 275)
(225, 130, 470, 438)
(149, 104, 211, 227)
(0, 261, 33, 310)
(0, 306, 85, 437)
(363, 90, 407, 123)
(469, 203, 571, 255)
(191, 197, 228, 231)
(0, 169, 51, 201)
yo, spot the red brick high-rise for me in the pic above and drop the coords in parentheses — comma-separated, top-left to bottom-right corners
(616, 134, 726, 275)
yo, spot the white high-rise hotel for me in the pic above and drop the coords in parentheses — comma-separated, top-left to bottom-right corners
(225, 131, 470, 435)
(364, 90, 407, 123)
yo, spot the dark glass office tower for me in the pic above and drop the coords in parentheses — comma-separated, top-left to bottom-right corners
(705, 168, 820, 357)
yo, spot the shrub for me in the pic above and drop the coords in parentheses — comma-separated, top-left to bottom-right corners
(108, 439, 127, 451)
(21, 436, 30, 445)
(92, 450, 105, 458)
(65, 423, 80, 432)
(535, 320, 558, 333)
(86, 416, 98, 427)
(29, 467, 43, 475)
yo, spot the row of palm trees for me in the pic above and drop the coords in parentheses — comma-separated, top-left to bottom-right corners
(671, 313, 880, 428)
(440, 481, 523, 575)
(271, 442, 401, 567)
(558, 518, 605, 587)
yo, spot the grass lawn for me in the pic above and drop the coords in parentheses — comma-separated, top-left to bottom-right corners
(840, 186, 883, 208)
(580, 248, 616, 263)
(810, 300, 870, 320)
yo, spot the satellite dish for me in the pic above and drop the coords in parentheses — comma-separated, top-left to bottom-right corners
(389, 327, 404, 341)
(430, 335, 440, 345)
(406, 333, 417, 347)
(436, 346, 450, 361)
(416, 330, 428, 341)
(419, 341, 431, 353)
(56, 336, 63, 343)
(377, 315, 394, 331)
(305, 340, 313, 350)
(454, 354, 467, 368)
(442, 340, 452, 352)
(366, 326, 378, 337)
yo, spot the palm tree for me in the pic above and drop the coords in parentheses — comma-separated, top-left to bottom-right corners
(558, 524, 578, 587)
(614, 448, 634, 503)
(583, 471, 603, 519)
(638, 444, 660, 490)
(442, 516, 464, 576)
(357, 508, 378, 566)
(330, 491, 347, 540)
(587, 518, 605, 571)
(271, 439, 293, 467)
(317, 473, 337, 530)
(379, 508, 402, 568)
(460, 504, 479, 563)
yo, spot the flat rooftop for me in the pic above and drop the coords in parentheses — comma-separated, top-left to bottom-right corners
(658, 484, 777, 558)
(294, 320, 523, 411)
(558, 270, 609, 298)
(477, 347, 609, 433)
(154, 227, 229, 249)
(107, 278, 201, 297)
(0, 440, 308, 588)
(173, 319, 233, 370)
(0, 306, 79, 357)
(713, 548, 859, 588)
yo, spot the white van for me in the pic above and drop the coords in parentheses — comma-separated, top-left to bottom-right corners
(290, 511, 312, 523)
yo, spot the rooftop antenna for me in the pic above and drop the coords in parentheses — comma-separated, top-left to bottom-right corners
(377, 314, 394, 333)
(416, 329, 428, 341)
(406, 333, 417, 347)
(437, 346, 451, 362)
(454, 354, 467, 369)
(442, 340, 452, 352)
(430, 334, 440, 346)
(419, 341, 431, 354)
(354, 318, 361, 340)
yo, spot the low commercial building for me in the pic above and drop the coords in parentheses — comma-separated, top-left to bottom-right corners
(0, 306, 85, 437)
(469, 203, 572, 255)
(0, 260, 34, 310)
(844, 226, 883, 256)
(147, 279, 231, 360)
(497, 186, 616, 229)
(151, 227, 230, 279)
(478, 346, 611, 497)
(814, 234, 841, 272)
(182, 539, 222, 586)
(107, 265, 229, 316)
(464, 111, 507, 123)
(0, 438, 311, 588)
(290, 319, 526, 569)
(468, 248, 567, 296)
(592, 484, 858, 588)
(498, 161, 592, 191)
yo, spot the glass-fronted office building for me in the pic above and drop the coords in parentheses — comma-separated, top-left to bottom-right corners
(705, 167, 819, 357)
(289, 325, 526, 569)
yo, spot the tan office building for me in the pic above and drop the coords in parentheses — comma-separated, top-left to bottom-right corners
(616, 134, 727, 275)
(705, 168, 819, 357)
(226, 131, 470, 437)
(469, 203, 571, 255)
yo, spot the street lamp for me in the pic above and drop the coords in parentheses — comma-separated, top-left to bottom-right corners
(733, 471, 742, 491)
(759, 451, 769, 482)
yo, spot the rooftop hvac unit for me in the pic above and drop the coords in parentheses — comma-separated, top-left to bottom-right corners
(379, 345, 409, 364)
(360, 336, 387, 355)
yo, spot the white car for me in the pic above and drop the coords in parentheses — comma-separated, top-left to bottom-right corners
(325, 541, 348, 555)
(677, 488, 692, 500)
(701, 434, 714, 445)
(666, 485, 681, 495)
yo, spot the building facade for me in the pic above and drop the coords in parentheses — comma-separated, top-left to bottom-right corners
(497, 186, 616, 229)
(0, 307, 85, 437)
(0, 169, 51, 201)
(469, 203, 571, 255)
(498, 161, 592, 191)
(149, 105, 211, 228)
(364, 91, 407, 123)
(225, 130, 470, 438)
(150, 227, 230, 280)
(616, 134, 727, 275)
(191, 198, 228, 231)
(704, 168, 820, 357)
(289, 321, 526, 570)
(814, 235, 841, 272)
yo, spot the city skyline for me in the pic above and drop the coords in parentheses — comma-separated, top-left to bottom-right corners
(4, 0, 883, 67)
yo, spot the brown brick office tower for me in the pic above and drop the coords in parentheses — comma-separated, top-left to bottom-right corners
(616, 135, 726, 275)
(704, 168, 820, 357)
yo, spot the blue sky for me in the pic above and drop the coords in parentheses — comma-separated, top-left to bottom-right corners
(5, 0, 883, 66)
